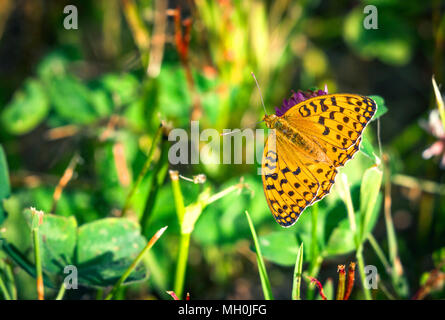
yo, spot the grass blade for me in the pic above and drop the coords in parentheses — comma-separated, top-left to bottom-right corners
(292, 243, 304, 300)
(105, 226, 168, 300)
(245, 211, 274, 300)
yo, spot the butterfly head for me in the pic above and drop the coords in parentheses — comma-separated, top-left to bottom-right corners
(262, 114, 278, 129)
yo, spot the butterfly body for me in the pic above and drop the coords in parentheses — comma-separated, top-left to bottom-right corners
(261, 93, 376, 227)
(263, 113, 331, 164)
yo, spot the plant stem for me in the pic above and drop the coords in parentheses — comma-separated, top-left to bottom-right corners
(310, 203, 319, 264)
(336, 265, 346, 300)
(0, 259, 16, 300)
(140, 137, 169, 236)
(307, 203, 321, 300)
(356, 245, 371, 300)
(344, 262, 356, 300)
(33, 228, 44, 300)
(174, 232, 191, 299)
(170, 170, 186, 225)
(120, 0, 150, 67)
(105, 226, 167, 300)
(122, 124, 163, 217)
(171, 169, 188, 300)
(367, 233, 392, 275)
(55, 283, 66, 300)
(0, 271, 11, 300)
(383, 154, 408, 297)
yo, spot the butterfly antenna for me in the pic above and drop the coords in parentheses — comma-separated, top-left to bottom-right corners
(251, 72, 268, 115)
(220, 129, 241, 137)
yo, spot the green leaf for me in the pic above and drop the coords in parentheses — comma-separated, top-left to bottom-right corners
(89, 89, 113, 117)
(47, 75, 98, 124)
(260, 231, 299, 266)
(76, 218, 148, 287)
(369, 95, 388, 120)
(32, 212, 77, 274)
(359, 166, 383, 241)
(0, 145, 10, 225)
(325, 219, 356, 256)
(99, 73, 140, 106)
(1, 79, 49, 135)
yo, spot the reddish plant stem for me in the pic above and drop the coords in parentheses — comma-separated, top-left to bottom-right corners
(344, 262, 356, 300)
(336, 265, 346, 300)
(306, 276, 327, 300)
(170, 7, 202, 121)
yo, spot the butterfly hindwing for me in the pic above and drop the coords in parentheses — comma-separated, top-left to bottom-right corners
(262, 132, 320, 227)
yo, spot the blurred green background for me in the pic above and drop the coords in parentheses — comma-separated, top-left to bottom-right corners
(0, 0, 444, 300)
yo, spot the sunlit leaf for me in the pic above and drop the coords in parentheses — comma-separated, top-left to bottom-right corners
(260, 231, 299, 266)
(1, 79, 49, 134)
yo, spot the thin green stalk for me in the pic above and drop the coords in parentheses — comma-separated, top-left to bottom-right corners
(105, 226, 168, 300)
(122, 124, 163, 217)
(384, 155, 408, 297)
(206, 184, 241, 204)
(367, 233, 391, 274)
(378, 279, 396, 300)
(292, 243, 304, 300)
(171, 175, 246, 299)
(171, 169, 189, 300)
(55, 283, 66, 300)
(29, 208, 45, 300)
(310, 203, 319, 264)
(339, 171, 376, 299)
(3, 261, 16, 300)
(174, 232, 191, 299)
(356, 246, 371, 300)
(245, 211, 274, 300)
(307, 203, 321, 300)
(33, 228, 44, 300)
(339, 174, 358, 246)
(120, 0, 150, 68)
(170, 170, 186, 224)
(140, 137, 169, 236)
(0, 271, 11, 300)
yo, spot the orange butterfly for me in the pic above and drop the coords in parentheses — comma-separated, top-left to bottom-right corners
(261, 88, 376, 227)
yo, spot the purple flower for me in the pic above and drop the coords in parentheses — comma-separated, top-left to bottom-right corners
(420, 109, 445, 168)
(275, 85, 328, 117)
